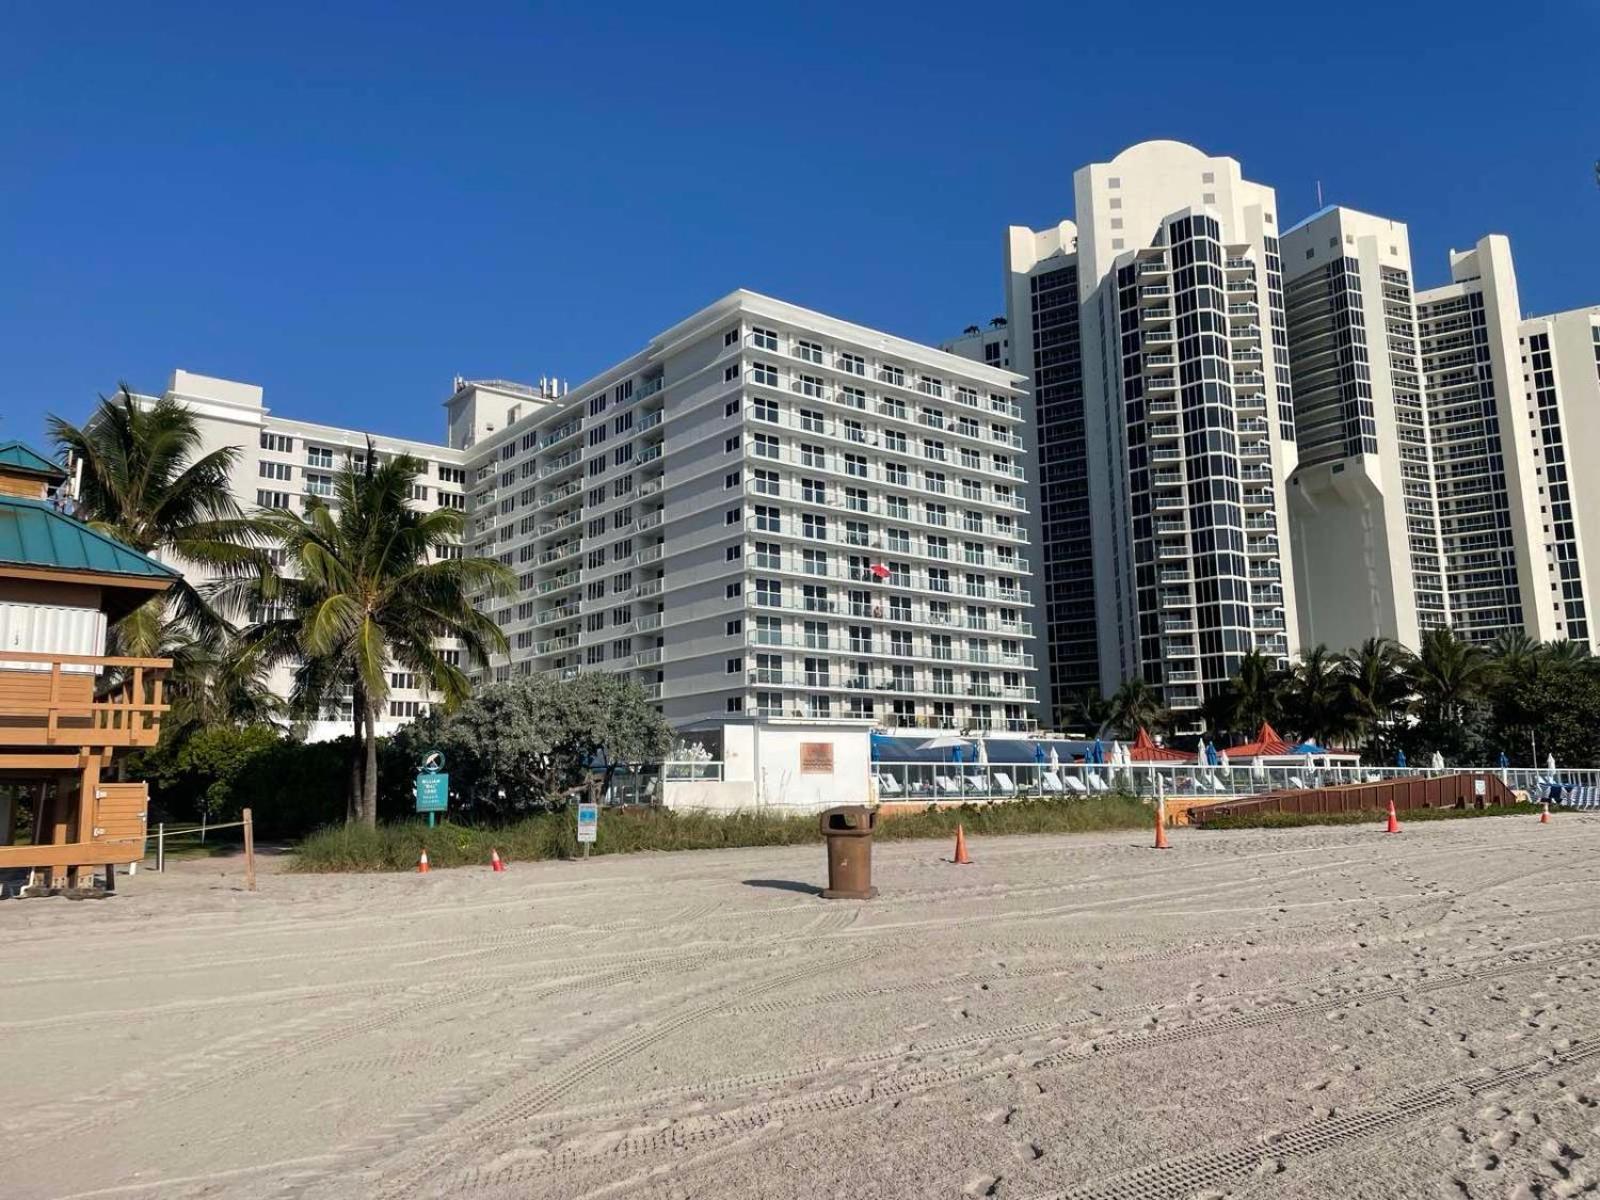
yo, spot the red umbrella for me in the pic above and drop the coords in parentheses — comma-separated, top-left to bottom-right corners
(869, 563, 891, 580)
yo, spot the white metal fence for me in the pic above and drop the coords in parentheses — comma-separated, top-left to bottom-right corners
(870, 762, 1600, 803)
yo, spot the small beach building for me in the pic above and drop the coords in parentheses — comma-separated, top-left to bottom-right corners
(0, 442, 176, 887)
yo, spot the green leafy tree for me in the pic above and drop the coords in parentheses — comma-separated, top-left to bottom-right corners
(226, 448, 511, 826)
(424, 674, 673, 816)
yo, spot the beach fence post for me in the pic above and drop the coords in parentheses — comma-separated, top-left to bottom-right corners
(242, 807, 256, 892)
(156, 822, 165, 873)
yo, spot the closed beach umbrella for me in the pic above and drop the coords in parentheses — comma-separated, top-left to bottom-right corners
(1548, 752, 1558, 773)
(1218, 750, 1230, 769)
(1498, 750, 1509, 770)
(1049, 746, 1060, 769)
(1090, 738, 1105, 764)
(1396, 748, 1407, 769)
(1251, 755, 1266, 780)
(1430, 749, 1445, 771)
(976, 740, 989, 766)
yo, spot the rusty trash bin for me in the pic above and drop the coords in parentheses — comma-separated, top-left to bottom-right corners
(820, 805, 878, 900)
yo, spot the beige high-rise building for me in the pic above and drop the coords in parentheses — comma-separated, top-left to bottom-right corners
(1073, 140, 1299, 719)
(1415, 236, 1561, 644)
(1515, 304, 1600, 645)
(1280, 207, 1445, 652)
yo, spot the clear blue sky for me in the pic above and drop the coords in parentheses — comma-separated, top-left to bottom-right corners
(3, 1, 1596, 449)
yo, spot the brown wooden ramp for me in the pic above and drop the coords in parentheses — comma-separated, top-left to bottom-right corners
(1191, 771, 1515, 825)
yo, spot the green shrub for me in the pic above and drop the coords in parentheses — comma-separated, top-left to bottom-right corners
(291, 794, 1155, 872)
(1196, 802, 1544, 831)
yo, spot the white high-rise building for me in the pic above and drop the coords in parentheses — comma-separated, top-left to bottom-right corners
(118, 370, 473, 737)
(1073, 140, 1299, 718)
(120, 292, 1040, 736)
(1414, 236, 1560, 644)
(455, 291, 1038, 731)
(1279, 207, 1445, 651)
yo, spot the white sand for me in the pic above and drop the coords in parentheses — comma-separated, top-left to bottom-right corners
(4, 816, 1600, 1199)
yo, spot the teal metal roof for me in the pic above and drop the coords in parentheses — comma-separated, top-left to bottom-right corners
(0, 496, 178, 580)
(0, 440, 68, 481)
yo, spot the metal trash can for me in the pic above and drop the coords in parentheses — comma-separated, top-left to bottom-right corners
(819, 805, 878, 900)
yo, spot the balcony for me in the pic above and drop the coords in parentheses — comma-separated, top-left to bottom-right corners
(638, 444, 663, 465)
(1149, 421, 1180, 440)
(0, 653, 171, 749)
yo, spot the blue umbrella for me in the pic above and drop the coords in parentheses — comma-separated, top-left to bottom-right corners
(953, 745, 964, 765)
(1498, 750, 1509, 769)
(1204, 740, 1218, 766)
(1396, 748, 1407, 768)
(1090, 739, 1105, 765)
(1033, 742, 1046, 765)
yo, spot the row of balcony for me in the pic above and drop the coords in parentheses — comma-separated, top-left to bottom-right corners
(743, 517, 1027, 573)
(746, 670, 1036, 703)
(744, 480, 1028, 541)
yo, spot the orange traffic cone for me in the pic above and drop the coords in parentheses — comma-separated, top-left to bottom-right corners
(1154, 801, 1170, 850)
(490, 848, 506, 871)
(1384, 799, 1400, 834)
(952, 824, 972, 865)
(1540, 802, 1550, 825)
(418, 848, 430, 874)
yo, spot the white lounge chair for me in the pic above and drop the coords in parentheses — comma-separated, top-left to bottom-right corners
(1064, 774, 1088, 795)
(963, 773, 990, 795)
(936, 775, 961, 797)
(1288, 775, 1307, 789)
(1087, 771, 1110, 794)
(993, 772, 1016, 797)
(877, 773, 903, 796)
(1041, 771, 1065, 795)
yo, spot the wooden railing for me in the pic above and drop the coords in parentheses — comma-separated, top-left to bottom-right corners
(0, 652, 172, 749)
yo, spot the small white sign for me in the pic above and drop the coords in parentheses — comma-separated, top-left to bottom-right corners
(1474, 778, 1486, 796)
(577, 802, 598, 844)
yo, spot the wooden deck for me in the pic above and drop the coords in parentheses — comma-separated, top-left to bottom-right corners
(0, 652, 170, 751)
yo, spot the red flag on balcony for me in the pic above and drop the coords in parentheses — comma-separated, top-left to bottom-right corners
(869, 563, 891, 580)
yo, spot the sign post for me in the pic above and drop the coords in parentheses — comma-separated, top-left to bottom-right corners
(577, 801, 598, 859)
(415, 750, 448, 828)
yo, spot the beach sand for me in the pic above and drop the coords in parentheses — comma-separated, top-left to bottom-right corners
(3, 815, 1600, 1198)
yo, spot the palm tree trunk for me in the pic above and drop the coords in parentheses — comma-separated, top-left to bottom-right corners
(361, 700, 379, 828)
(348, 681, 363, 824)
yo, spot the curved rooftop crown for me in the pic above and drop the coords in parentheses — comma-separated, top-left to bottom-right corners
(1107, 138, 1215, 166)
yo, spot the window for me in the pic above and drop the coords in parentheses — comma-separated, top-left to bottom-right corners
(724, 364, 739, 382)
(256, 490, 291, 509)
(838, 352, 865, 376)
(726, 696, 744, 713)
(438, 466, 465, 485)
(727, 618, 743, 636)
(725, 506, 742, 525)
(726, 657, 744, 673)
(753, 432, 780, 459)
(726, 581, 743, 598)
(751, 326, 778, 351)
(259, 461, 292, 481)
(724, 327, 741, 346)
(725, 435, 741, 452)
(795, 339, 823, 364)
(726, 545, 742, 561)
(588, 426, 608, 447)
(305, 473, 334, 498)
(440, 492, 465, 510)
(410, 485, 429, 501)
(752, 395, 778, 422)
(259, 432, 292, 453)
(613, 411, 634, 435)
(306, 446, 334, 469)
(751, 362, 778, 387)
(725, 470, 742, 489)
(725, 398, 741, 417)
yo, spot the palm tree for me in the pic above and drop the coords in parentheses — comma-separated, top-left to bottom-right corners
(1056, 688, 1112, 735)
(49, 387, 261, 653)
(1413, 626, 1489, 726)
(227, 449, 512, 825)
(1206, 649, 1287, 734)
(1342, 636, 1414, 758)
(1283, 644, 1354, 746)
(1106, 677, 1167, 740)
(1543, 638, 1592, 667)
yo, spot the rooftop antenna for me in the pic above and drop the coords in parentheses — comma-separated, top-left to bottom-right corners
(1316, 180, 1324, 208)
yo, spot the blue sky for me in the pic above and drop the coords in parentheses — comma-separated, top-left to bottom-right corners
(3, 1, 1596, 449)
